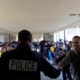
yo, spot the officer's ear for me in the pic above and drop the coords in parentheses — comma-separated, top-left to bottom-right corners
(18, 41, 21, 44)
(26, 39, 32, 46)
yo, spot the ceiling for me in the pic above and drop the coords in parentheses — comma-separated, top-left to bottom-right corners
(0, 0, 80, 34)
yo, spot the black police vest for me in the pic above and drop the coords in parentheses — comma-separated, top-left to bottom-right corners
(0, 44, 40, 80)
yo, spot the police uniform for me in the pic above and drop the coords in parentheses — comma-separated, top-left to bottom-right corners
(0, 43, 60, 80)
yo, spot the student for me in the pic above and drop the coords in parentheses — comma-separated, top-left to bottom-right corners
(59, 36, 80, 80)
(56, 48, 72, 80)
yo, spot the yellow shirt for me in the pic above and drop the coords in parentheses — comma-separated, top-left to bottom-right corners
(50, 47, 54, 53)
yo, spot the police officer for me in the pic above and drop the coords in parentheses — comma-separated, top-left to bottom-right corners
(0, 30, 60, 80)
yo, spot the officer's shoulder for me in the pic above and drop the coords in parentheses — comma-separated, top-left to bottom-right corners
(31, 50, 40, 59)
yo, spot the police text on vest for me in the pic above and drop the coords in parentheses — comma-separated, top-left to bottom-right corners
(9, 60, 37, 71)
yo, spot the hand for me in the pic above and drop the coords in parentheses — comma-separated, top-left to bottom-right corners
(58, 63, 64, 70)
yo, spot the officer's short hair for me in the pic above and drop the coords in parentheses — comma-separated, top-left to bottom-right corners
(18, 30, 32, 42)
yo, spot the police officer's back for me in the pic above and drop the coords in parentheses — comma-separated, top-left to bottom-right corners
(0, 30, 60, 80)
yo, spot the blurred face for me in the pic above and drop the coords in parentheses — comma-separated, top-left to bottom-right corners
(59, 50, 62, 54)
(28, 39, 32, 47)
(72, 38, 80, 51)
(69, 42, 72, 48)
